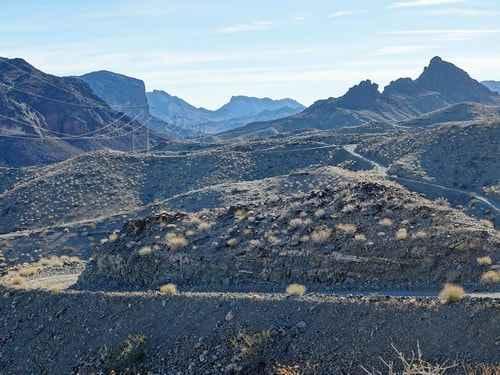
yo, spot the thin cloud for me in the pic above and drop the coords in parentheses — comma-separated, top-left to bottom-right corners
(426, 7, 500, 16)
(390, 0, 465, 9)
(216, 21, 273, 34)
(382, 29, 500, 41)
(375, 45, 437, 56)
(328, 10, 356, 18)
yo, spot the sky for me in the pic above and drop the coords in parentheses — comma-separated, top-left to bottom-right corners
(1, 0, 500, 109)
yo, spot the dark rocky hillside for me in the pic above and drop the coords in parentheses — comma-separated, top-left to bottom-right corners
(77, 166, 500, 292)
(356, 121, 500, 209)
(0, 57, 154, 167)
(482, 80, 500, 93)
(222, 57, 499, 138)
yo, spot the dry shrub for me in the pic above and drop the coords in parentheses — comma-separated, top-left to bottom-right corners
(10, 276, 24, 286)
(439, 283, 465, 304)
(274, 364, 302, 375)
(138, 246, 153, 256)
(226, 238, 239, 247)
(395, 228, 409, 241)
(480, 271, 500, 284)
(362, 343, 456, 375)
(286, 283, 306, 297)
(159, 283, 177, 295)
(234, 209, 249, 221)
(314, 209, 326, 218)
(108, 232, 119, 242)
(165, 233, 188, 250)
(476, 256, 493, 266)
(336, 223, 357, 234)
(355, 233, 367, 242)
(464, 364, 500, 375)
(198, 221, 213, 232)
(379, 218, 393, 227)
(311, 227, 332, 243)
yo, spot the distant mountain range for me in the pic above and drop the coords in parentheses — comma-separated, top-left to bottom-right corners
(222, 57, 500, 138)
(0, 57, 157, 167)
(78, 71, 194, 138)
(147, 91, 305, 134)
(482, 80, 500, 94)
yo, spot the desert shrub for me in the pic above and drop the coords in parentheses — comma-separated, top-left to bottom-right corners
(355, 233, 367, 242)
(108, 232, 119, 242)
(234, 209, 249, 221)
(226, 238, 239, 247)
(101, 334, 147, 372)
(311, 227, 332, 243)
(395, 228, 409, 241)
(379, 218, 393, 227)
(198, 221, 213, 232)
(165, 233, 188, 250)
(138, 246, 153, 256)
(336, 223, 357, 234)
(480, 271, 500, 284)
(476, 256, 493, 266)
(286, 283, 306, 296)
(159, 283, 177, 295)
(439, 283, 465, 304)
(414, 231, 427, 239)
(314, 209, 326, 218)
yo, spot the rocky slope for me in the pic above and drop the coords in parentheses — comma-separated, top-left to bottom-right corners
(0, 57, 154, 167)
(0, 139, 370, 233)
(77, 166, 500, 292)
(222, 57, 499, 138)
(147, 90, 305, 134)
(356, 121, 500, 206)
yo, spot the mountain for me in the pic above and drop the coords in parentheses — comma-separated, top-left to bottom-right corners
(79, 71, 193, 138)
(221, 57, 499, 138)
(0, 57, 156, 167)
(146, 90, 305, 134)
(483, 80, 500, 94)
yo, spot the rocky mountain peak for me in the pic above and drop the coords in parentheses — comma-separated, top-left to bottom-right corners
(337, 80, 381, 110)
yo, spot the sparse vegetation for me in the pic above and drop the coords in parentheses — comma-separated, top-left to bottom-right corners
(336, 223, 357, 234)
(159, 283, 178, 295)
(286, 283, 306, 296)
(395, 228, 409, 241)
(101, 334, 147, 372)
(476, 256, 493, 266)
(439, 283, 465, 304)
(480, 271, 500, 284)
(311, 227, 332, 243)
(379, 218, 393, 227)
(165, 233, 188, 250)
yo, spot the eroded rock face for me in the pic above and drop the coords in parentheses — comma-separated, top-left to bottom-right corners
(77, 167, 500, 292)
(337, 80, 381, 110)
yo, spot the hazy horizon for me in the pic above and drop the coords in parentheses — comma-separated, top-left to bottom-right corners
(2, 0, 500, 109)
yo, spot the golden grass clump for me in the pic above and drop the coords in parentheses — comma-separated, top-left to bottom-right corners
(159, 283, 178, 295)
(234, 209, 249, 222)
(286, 283, 306, 297)
(379, 218, 393, 227)
(109, 232, 119, 242)
(480, 271, 500, 284)
(165, 233, 188, 250)
(311, 227, 332, 243)
(395, 228, 409, 241)
(10, 276, 24, 286)
(354, 233, 367, 242)
(439, 283, 465, 304)
(476, 256, 493, 266)
(138, 246, 153, 256)
(226, 238, 239, 247)
(336, 223, 357, 234)
(198, 221, 213, 232)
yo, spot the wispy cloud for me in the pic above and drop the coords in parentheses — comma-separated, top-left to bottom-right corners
(328, 10, 357, 18)
(390, 0, 464, 9)
(426, 7, 500, 16)
(382, 28, 500, 41)
(216, 21, 273, 34)
(375, 45, 437, 56)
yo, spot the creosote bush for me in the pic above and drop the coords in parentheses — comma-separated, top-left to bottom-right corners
(165, 233, 188, 250)
(286, 283, 306, 297)
(439, 283, 465, 304)
(395, 228, 409, 241)
(336, 223, 357, 234)
(311, 227, 332, 243)
(476, 256, 493, 266)
(480, 271, 500, 284)
(159, 283, 178, 295)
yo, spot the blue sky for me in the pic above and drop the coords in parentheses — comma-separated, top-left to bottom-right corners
(1, 0, 500, 109)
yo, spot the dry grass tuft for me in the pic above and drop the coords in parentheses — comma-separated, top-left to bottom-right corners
(234, 209, 249, 221)
(311, 227, 332, 243)
(165, 233, 188, 250)
(379, 218, 394, 227)
(138, 246, 153, 256)
(355, 233, 367, 242)
(226, 238, 239, 247)
(198, 221, 213, 232)
(395, 228, 409, 241)
(476, 256, 493, 266)
(286, 283, 306, 297)
(439, 283, 465, 304)
(480, 271, 500, 285)
(336, 223, 357, 234)
(159, 283, 178, 295)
